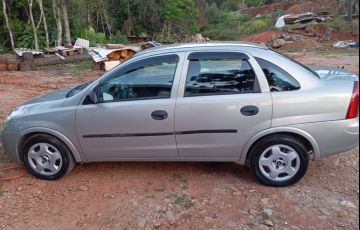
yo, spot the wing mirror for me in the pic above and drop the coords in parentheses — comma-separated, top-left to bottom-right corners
(85, 85, 101, 104)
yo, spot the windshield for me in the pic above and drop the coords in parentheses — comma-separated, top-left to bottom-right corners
(270, 49, 320, 78)
(66, 81, 93, 98)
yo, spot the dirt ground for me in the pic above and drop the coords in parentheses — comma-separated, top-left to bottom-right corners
(0, 52, 359, 230)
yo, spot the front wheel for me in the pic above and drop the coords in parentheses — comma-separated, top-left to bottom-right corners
(22, 134, 75, 180)
(249, 135, 309, 187)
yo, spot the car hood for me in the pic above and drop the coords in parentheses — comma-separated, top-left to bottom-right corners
(23, 87, 72, 106)
(310, 66, 358, 81)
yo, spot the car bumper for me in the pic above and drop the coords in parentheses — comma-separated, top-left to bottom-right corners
(0, 130, 22, 163)
(291, 117, 359, 159)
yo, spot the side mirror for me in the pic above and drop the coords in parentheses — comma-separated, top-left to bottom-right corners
(88, 90, 99, 104)
(84, 85, 100, 105)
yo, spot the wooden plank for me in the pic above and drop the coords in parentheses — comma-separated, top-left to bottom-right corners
(104, 61, 120, 71)
(106, 44, 125, 49)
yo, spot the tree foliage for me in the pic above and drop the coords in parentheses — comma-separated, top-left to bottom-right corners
(0, 0, 357, 52)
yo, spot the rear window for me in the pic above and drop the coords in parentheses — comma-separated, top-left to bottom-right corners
(185, 52, 260, 97)
(256, 58, 301, 92)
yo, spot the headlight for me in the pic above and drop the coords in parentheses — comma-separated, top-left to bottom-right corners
(1, 114, 12, 133)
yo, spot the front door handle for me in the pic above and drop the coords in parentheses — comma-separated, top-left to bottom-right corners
(241, 105, 259, 116)
(151, 110, 168, 120)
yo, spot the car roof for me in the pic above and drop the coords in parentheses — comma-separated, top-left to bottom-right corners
(138, 41, 268, 56)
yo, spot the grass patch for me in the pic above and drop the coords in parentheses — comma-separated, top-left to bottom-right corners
(174, 194, 194, 209)
(172, 173, 188, 183)
(66, 60, 92, 75)
(0, 190, 8, 196)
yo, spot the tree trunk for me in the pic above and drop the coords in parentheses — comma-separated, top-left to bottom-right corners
(52, 0, 62, 46)
(101, 0, 112, 37)
(339, 0, 346, 15)
(61, 0, 71, 45)
(28, 0, 39, 50)
(37, 0, 49, 48)
(194, 0, 208, 26)
(347, 0, 354, 21)
(2, 0, 15, 50)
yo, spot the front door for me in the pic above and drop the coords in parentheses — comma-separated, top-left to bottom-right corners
(175, 51, 272, 161)
(76, 53, 184, 161)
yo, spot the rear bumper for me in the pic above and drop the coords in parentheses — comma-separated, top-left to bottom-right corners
(291, 117, 359, 159)
(0, 130, 22, 163)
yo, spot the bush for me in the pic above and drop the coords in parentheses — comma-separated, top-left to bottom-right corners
(79, 28, 108, 46)
(108, 31, 128, 44)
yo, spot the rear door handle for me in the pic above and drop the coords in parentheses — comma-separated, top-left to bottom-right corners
(241, 105, 259, 116)
(151, 110, 168, 120)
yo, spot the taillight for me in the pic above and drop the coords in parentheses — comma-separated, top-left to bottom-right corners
(346, 81, 359, 119)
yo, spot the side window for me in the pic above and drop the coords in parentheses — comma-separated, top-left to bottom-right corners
(99, 55, 179, 102)
(185, 53, 259, 97)
(255, 57, 301, 92)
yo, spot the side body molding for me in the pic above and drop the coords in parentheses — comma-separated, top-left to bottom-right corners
(238, 127, 321, 165)
(18, 127, 83, 162)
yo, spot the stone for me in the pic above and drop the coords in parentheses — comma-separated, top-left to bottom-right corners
(263, 208, 273, 217)
(79, 186, 89, 191)
(341, 201, 357, 209)
(264, 219, 274, 226)
(204, 217, 213, 223)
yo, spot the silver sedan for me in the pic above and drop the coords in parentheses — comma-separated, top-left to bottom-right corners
(1, 42, 359, 186)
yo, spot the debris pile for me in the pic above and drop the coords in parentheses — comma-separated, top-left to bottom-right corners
(89, 41, 161, 72)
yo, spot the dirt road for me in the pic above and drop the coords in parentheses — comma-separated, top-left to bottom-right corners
(0, 53, 359, 230)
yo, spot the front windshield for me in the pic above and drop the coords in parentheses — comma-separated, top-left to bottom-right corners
(270, 49, 320, 78)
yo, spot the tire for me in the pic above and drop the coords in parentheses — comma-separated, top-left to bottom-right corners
(249, 135, 309, 187)
(22, 134, 75, 180)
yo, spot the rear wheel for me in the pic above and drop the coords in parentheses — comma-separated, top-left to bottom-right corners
(22, 134, 75, 180)
(249, 135, 309, 187)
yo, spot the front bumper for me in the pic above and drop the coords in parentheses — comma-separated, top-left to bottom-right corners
(292, 117, 359, 159)
(0, 130, 22, 163)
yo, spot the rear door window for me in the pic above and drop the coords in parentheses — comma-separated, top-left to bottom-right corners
(185, 52, 260, 97)
(256, 58, 301, 92)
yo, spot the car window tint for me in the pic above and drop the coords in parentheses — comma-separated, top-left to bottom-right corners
(185, 57, 258, 97)
(99, 55, 179, 102)
(255, 58, 301, 92)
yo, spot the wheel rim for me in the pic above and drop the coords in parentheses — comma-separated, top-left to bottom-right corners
(27, 143, 63, 176)
(258, 144, 300, 182)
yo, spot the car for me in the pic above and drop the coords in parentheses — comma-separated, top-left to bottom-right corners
(1, 42, 359, 186)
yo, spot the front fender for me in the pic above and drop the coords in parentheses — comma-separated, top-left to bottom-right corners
(18, 127, 84, 162)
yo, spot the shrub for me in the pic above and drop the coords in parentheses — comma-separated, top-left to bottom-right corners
(108, 31, 128, 44)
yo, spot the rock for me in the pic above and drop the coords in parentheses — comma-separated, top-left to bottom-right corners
(96, 213, 103, 217)
(17, 187, 23, 191)
(233, 191, 241, 196)
(341, 201, 357, 209)
(79, 186, 89, 191)
(204, 216, 213, 223)
(137, 218, 147, 228)
(152, 220, 162, 228)
(272, 39, 287, 48)
(263, 208, 273, 217)
(264, 219, 274, 226)
(249, 209, 258, 215)
(260, 198, 269, 206)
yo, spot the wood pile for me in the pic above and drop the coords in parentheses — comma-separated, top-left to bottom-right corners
(0, 56, 19, 72)
(90, 44, 140, 71)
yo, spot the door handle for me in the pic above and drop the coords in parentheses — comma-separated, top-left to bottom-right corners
(151, 110, 168, 120)
(241, 105, 259, 116)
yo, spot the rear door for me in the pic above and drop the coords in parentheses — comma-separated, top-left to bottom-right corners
(175, 51, 272, 161)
